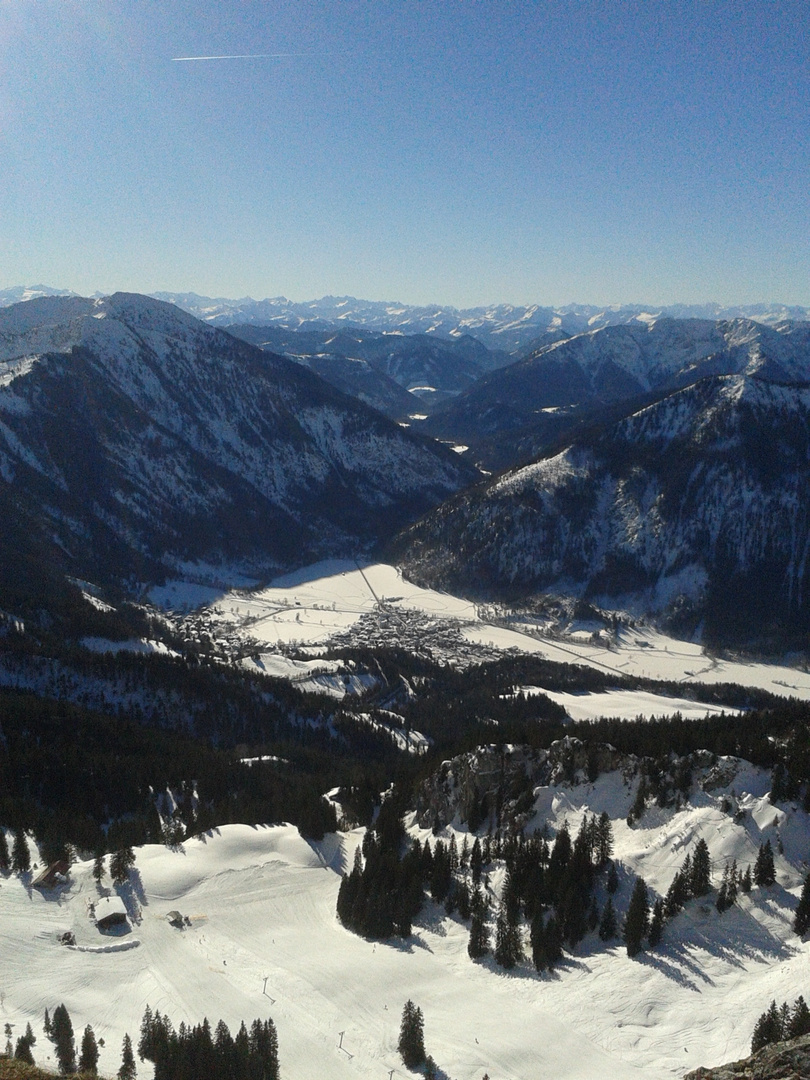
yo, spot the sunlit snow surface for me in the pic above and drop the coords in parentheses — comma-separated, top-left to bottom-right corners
(2, 794, 809, 1080)
(519, 687, 739, 722)
(154, 560, 810, 710)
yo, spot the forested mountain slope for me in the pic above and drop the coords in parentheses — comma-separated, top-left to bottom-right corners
(0, 294, 476, 605)
(396, 373, 810, 649)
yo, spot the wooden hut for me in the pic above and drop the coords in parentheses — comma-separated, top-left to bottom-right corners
(32, 860, 70, 890)
(95, 895, 128, 930)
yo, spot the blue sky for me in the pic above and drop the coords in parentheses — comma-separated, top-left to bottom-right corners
(1, 0, 808, 306)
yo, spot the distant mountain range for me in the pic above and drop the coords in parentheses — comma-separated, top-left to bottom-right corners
(227, 323, 508, 417)
(0, 294, 475, 605)
(3, 285, 808, 354)
(422, 316, 810, 470)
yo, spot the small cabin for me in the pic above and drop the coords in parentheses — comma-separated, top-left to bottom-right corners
(95, 895, 128, 931)
(32, 860, 70, 890)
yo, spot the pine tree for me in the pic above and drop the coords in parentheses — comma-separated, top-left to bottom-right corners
(79, 1025, 99, 1074)
(690, 839, 711, 896)
(457, 878, 471, 920)
(727, 860, 738, 906)
(14, 1023, 36, 1065)
(43, 1009, 51, 1039)
(93, 851, 106, 886)
(0, 828, 9, 871)
(788, 995, 810, 1038)
(792, 871, 810, 936)
(628, 778, 647, 825)
(530, 911, 549, 971)
(741, 864, 752, 893)
(544, 912, 563, 968)
(118, 1033, 137, 1080)
(599, 895, 617, 941)
(467, 888, 490, 959)
(751, 1000, 782, 1052)
(596, 812, 614, 866)
(398, 1000, 426, 1068)
(624, 877, 649, 958)
(754, 841, 776, 887)
(11, 829, 30, 874)
(494, 900, 522, 969)
(606, 861, 619, 894)
(110, 847, 136, 886)
(470, 837, 482, 885)
(52, 1004, 76, 1075)
(460, 835, 469, 869)
(648, 899, 664, 946)
(448, 833, 459, 872)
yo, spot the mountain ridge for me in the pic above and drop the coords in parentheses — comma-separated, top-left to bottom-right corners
(0, 293, 476, 601)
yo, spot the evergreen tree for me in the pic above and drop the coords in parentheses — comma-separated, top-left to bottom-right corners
(79, 1025, 99, 1074)
(788, 996, 810, 1039)
(14, 1023, 36, 1065)
(716, 861, 738, 913)
(460, 835, 469, 869)
(690, 839, 711, 896)
(544, 913, 563, 967)
(727, 860, 738, 906)
(398, 1000, 426, 1068)
(494, 900, 522, 969)
(43, 1009, 51, 1039)
(628, 778, 647, 825)
(118, 1033, 137, 1080)
(110, 847, 136, 886)
(457, 878, 471, 921)
(741, 864, 752, 894)
(0, 828, 9, 871)
(624, 877, 649, 958)
(751, 1000, 782, 1052)
(52, 1004, 76, 1075)
(754, 841, 776, 887)
(606, 861, 619, 894)
(599, 895, 617, 941)
(138, 1006, 154, 1062)
(596, 812, 614, 866)
(648, 899, 664, 947)
(11, 828, 30, 874)
(467, 889, 490, 959)
(448, 833, 459, 872)
(93, 851, 106, 886)
(794, 872, 810, 935)
(470, 837, 482, 885)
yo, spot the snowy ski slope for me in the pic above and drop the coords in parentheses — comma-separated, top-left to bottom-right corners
(2, 760, 808, 1080)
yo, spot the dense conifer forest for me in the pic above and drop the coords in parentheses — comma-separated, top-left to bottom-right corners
(3, 601, 810, 876)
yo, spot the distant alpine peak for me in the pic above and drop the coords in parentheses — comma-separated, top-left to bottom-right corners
(3, 287, 807, 355)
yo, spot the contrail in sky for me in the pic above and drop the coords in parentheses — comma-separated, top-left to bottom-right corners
(171, 53, 312, 61)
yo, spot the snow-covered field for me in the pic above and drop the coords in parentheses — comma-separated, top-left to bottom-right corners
(155, 560, 810, 713)
(517, 687, 740, 722)
(2, 760, 807, 1080)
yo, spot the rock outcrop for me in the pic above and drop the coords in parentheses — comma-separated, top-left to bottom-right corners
(685, 1033, 810, 1080)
